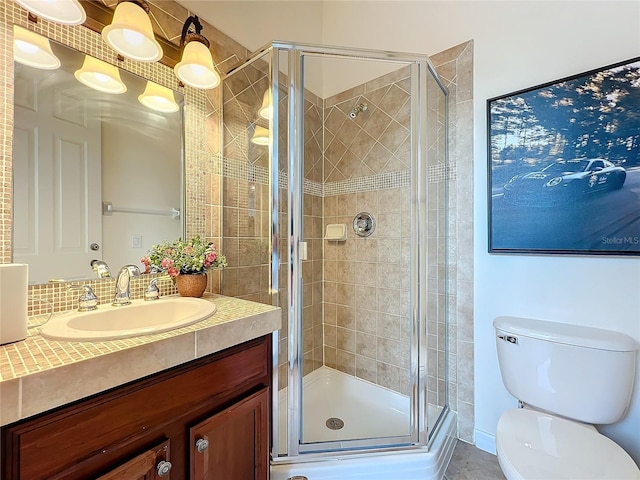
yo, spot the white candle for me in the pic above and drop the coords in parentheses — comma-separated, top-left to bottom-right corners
(0, 263, 28, 345)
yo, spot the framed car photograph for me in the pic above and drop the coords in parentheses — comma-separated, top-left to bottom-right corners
(488, 56, 640, 255)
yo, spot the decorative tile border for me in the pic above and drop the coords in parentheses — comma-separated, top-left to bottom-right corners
(0, 3, 15, 264)
(222, 157, 418, 198)
(223, 156, 268, 184)
(428, 163, 457, 183)
(324, 170, 410, 196)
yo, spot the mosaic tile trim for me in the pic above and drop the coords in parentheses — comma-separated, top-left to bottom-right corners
(223, 156, 268, 184)
(324, 170, 411, 196)
(428, 163, 457, 183)
(304, 178, 323, 197)
(275, 171, 323, 198)
(278, 170, 288, 191)
(204, 151, 223, 176)
(223, 158, 414, 198)
(0, 294, 278, 382)
(0, 3, 14, 263)
(26, 274, 178, 317)
(221, 157, 318, 198)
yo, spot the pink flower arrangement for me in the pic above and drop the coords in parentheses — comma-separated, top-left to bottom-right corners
(142, 237, 227, 278)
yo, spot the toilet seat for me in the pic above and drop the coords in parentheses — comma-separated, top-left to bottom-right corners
(496, 408, 640, 480)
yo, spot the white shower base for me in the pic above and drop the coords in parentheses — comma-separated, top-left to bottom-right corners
(271, 366, 457, 480)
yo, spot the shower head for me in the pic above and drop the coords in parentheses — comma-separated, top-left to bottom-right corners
(348, 103, 368, 119)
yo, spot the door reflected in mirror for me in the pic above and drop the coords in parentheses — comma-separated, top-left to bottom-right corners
(13, 39, 184, 284)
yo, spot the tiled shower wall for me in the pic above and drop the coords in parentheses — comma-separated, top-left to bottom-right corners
(318, 50, 471, 429)
(220, 57, 327, 389)
(220, 54, 271, 305)
(432, 41, 475, 443)
(321, 68, 414, 394)
(302, 93, 326, 377)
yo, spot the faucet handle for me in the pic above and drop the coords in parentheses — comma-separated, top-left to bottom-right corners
(73, 285, 98, 312)
(145, 278, 160, 301)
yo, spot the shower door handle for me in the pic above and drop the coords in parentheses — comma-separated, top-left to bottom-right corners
(299, 241, 308, 261)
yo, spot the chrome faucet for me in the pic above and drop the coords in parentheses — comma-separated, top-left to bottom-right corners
(69, 284, 99, 312)
(112, 265, 141, 306)
(91, 259, 111, 278)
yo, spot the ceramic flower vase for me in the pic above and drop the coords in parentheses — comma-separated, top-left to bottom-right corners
(174, 272, 207, 298)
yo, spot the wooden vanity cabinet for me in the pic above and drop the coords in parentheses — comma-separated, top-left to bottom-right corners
(1, 335, 272, 480)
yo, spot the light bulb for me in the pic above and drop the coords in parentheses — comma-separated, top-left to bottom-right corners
(15, 39, 39, 54)
(122, 29, 145, 47)
(93, 72, 111, 84)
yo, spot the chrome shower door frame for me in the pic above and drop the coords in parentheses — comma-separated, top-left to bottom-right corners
(220, 39, 449, 463)
(267, 41, 447, 459)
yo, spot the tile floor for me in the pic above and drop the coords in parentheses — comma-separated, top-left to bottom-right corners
(444, 441, 507, 480)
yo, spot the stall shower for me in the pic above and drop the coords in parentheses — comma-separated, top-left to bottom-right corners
(221, 42, 453, 479)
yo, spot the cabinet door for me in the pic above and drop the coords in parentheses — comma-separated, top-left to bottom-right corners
(190, 388, 269, 480)
(97, 440, 171, 480)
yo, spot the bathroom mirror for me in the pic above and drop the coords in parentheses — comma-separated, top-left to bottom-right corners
(12, 39, 185, 284)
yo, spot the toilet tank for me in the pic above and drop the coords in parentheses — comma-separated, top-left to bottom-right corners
(494, 316, 638, 424)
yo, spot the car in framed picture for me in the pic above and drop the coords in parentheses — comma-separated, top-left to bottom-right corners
(487, 56, 640, 255)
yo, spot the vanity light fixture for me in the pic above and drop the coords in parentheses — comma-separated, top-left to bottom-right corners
(13, 26, 60, 70)
(174, 16, 220, 90)
(74, 55, 127, 94)
(138, 81, 179, 113)
(250, 125, 270, 146)
(14, 0, 86, 25)
(102, 0, 163, 62)
(258, 89, 272, 120)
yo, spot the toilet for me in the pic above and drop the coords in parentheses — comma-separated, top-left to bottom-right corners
(494, 316, 640, 480)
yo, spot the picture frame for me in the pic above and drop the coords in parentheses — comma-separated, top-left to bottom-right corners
(487, 56, 640, 255)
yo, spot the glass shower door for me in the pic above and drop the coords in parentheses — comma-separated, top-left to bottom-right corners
(287, 47, 427, 454)
(220, 41, 449, 460)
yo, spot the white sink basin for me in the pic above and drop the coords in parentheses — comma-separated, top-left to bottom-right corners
(40, 297, 217, 341)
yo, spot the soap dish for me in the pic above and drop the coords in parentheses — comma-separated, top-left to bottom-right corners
(325, 224, 347, 241)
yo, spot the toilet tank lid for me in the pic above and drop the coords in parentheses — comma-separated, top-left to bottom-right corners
(493, 316, 638, 352)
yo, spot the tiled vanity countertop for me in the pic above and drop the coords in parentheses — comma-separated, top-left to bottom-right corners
(0, 294, 280, 426)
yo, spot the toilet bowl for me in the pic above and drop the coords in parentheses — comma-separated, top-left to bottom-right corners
(493, 316, 640, 480)
(496, 408, 639, 480)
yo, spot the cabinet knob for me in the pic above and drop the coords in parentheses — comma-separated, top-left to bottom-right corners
(156, 460, 172, 477)
(195, 438, 209, 453)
